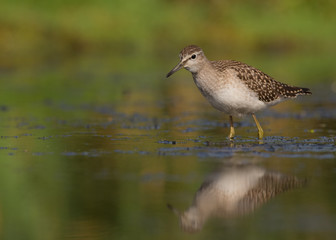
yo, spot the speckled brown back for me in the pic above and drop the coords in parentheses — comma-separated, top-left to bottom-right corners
(212, 60, 312, 102)
(237, 173, 307, 215)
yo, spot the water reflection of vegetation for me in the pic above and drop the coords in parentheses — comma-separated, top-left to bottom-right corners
(0, 93, 335, 239)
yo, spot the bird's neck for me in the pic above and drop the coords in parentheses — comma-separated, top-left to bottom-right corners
(192, 61, 219, 97)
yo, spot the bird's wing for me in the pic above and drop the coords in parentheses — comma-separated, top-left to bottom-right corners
(211, 60, 310, 102)
(236, 172, 306, 215)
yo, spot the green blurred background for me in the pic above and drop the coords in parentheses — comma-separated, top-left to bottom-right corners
(1, 0, 336, 108)
(1, 1, 336, 240)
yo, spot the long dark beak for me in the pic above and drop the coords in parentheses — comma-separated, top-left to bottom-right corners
(166, 61, 184, 78)
(167, 203, 181, 216)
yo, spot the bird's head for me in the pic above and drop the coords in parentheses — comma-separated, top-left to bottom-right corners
(166, 45, 206, 77)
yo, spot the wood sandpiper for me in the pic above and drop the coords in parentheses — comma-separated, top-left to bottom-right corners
(166, 45, 312, 140)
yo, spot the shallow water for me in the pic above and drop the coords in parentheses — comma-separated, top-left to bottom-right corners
(0, 75, 336, 240)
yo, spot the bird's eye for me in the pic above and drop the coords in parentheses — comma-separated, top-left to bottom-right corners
(191, 54, 196, 59)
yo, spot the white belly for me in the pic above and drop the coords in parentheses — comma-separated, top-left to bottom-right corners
(193, 71, 285, 117)
(200, 78, 267, 116)
(209, 83, 267, 116)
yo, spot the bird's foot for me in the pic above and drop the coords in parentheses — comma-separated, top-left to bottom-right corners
(228, 127, 235, 140)
(257, 129, 264, 140)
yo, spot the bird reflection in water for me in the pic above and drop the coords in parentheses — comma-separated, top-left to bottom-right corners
(168, 164, 306, 232)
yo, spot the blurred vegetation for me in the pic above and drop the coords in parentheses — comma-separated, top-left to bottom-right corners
(0, 0, 336, 110)
(1, 0, 336, 77)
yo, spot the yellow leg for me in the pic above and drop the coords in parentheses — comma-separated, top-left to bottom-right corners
(228, 115, 235, 139)
(252, 114, 264, 139)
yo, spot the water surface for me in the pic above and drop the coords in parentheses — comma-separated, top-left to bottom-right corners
(0, 75, 336, 240)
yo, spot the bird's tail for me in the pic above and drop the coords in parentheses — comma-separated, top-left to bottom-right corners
(297, 87, 312, 95)
(282, 85, 312, 98)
